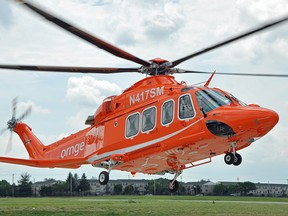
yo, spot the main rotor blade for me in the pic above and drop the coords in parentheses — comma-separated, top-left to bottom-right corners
(0, 64, 139, 73)
(16, 0, 150, 67)
(178, 70, 288, 77)
(172, 15, 288, 67)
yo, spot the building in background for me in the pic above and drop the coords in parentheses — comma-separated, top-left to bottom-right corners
(31, 178, 288, 197)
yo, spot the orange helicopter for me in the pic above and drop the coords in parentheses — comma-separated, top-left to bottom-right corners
(0, 0, 287, 192)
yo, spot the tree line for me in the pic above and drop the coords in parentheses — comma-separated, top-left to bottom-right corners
(0, 173, 203, 197)
(213, 182, 257, 196)
(0, 172, 90, 197)
(0, 172, 258, 197)
(39, 172, 91, 196)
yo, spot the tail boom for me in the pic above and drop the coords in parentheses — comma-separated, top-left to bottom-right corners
(0, 156, 86, 168)
(2, 122, 92, 168)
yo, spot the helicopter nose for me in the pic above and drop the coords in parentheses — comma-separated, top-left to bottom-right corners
(206, 106, 279, 138)
(251, 107, 279, 136)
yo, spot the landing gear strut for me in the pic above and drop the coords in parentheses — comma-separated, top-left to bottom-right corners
(98, 159, 115, 185)
(224, 142, 242, 166)
(168, 171, 182, 193)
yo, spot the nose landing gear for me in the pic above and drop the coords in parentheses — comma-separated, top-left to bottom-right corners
(224, 142, 242, 166)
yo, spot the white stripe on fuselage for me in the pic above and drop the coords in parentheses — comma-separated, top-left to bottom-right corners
(87, 117, 204, 163)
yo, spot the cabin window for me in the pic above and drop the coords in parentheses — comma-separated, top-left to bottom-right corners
(162, 100, 174, 125)
(142, 107, 156, 132)
(179, 94, 195, 119)
(126, 113, 140, 138)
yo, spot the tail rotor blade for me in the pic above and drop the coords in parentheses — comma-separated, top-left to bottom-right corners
(0, 127, 9, 136)
(12, 97, 18, 119)
(17, 105, 32, 122)
(1, 98, 32, 154)
(5, 131, 13, 154)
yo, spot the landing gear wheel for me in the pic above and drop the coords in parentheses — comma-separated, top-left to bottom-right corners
(168, 180, 179, 193)
(224, 152, 235, 165)
(99, 171, 109, 185)
(233, 153, 242, 166)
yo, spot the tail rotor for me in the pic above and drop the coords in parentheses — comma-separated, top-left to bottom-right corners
(0, 97, 32, 153)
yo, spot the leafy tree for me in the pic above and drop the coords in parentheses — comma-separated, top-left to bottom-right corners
(114, 184, 123, 195)
(238, 182, 256, 196)
(123, 185, 134, 195)
(177, 184, 186, 195)
(195, 185, 202, 195)
(227, 184, 240, 195)
(65, 172, 78, 195)
(214, 184, 228, 195)
(39, 185, 53, 196)
(17, 173, 33, 197)
(74, 173, 79, 188)
(78, 173, 90, 195)
(145, 178, 171, 195)
(0, 180, 11, 197)
(51, 181, 66, 196)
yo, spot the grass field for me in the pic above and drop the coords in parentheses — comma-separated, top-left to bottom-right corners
(0, 196, 288, 216)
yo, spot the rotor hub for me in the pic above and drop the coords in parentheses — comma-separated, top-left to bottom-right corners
(7, 118, 17, 131)
(139, 58, 174, 76)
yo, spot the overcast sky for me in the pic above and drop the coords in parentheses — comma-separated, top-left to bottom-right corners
(0, 0, 287, 184)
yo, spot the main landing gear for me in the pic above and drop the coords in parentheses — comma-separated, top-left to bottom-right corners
(99, 171, 109, 185)
(168, 171, 182, 193)
(98, 159, 115, 185)
(224, 142, 242, 166)
(97, 158, 184, 193)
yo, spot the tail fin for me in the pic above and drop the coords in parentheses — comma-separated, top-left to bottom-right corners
(13, 122, 45, 159)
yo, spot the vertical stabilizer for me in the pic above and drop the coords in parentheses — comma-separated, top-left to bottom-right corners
(13, 122, 45, 159)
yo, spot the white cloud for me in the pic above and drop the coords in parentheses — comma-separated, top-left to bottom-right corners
(66, 76, 122, 107)
(66, 108, 94, 131)
(18, 100, 50, 115)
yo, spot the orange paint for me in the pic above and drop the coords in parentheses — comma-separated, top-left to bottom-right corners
(0, 76, 278, 176)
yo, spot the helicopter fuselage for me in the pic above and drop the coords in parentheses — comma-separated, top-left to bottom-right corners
(7, 75, 278, 177)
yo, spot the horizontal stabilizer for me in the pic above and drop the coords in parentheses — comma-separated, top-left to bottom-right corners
(0, 156, 87, 169)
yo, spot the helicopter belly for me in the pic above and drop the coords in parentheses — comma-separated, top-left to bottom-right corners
(110, 136, 253, 174)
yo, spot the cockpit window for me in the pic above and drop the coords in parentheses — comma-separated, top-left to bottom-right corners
(196, 89, 231, 113)
(228, 93, 247, 106)
(179, 94, 195, 119)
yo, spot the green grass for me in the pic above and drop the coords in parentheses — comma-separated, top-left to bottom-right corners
(0, 196, 288, 216)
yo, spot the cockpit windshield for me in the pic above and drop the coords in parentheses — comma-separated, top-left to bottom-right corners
(195, 89, 231, 113)
(227, 93, 247, 106)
